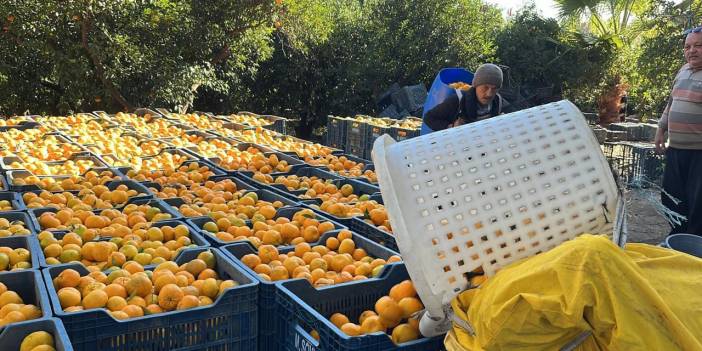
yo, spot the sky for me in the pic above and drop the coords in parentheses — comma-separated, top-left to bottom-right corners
(485, 0, 560, 19)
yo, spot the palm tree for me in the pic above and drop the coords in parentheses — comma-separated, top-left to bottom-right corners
(554, 0, 652, 48)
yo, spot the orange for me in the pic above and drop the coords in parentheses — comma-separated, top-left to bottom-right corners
(325, 237, 340, 250)
(177, 295, 200, 310)
(257, 245, 279, 264)
(122, 304, 144, 318)
(302, 226, 319, 242)
(337, 230, 352, 241)
(56, 269, 81, 288)
(389, 280, 416, 302)
(294, 243, 311, 258)
(145, 304, 163, 315)
(360, 315, 386, 334)
(330, 313, 350, 328)
(359, 310, 377, 325)
(269, 266, 289, 281)
(398, 297, 423, 319)
(126, 275, 153, 298)
(391, 323, 419, 344)
(240, 254, 261, 269)
(82, 289, 108, 309)
(57, 287, 81, 308)
(107, 296, 128, 312)
(19, 304, 42, 320)
(337, 239, 355, 255)
(158, 284, 183, 311)
(104, 283, 127, 298)
(374, 296, 402, 328)
(340, 323, 361, 336)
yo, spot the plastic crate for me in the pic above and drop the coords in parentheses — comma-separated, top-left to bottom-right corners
(36, 219, 210, 268)
(326, 116, 349, 150)
(345, 119, 371, 159)
(0, 270, 53, 329)
(260, 115, 288, 135)
(189, 206, 347, 247)
(220, 229, 399, 351)
(275, 263, 444, 351)
(0, 317, 74, 351)
(0, 236, 41, 270)
(0, 191, 26, 212)
(237, 166, 342, 200)
(603, 142, 664, 187)
(0, 210, 38, 235)
(42, 247, 258, 351)
(300, 179, 381, 224)
(372, 100, 620, 319)
(390, 126, 420, 142)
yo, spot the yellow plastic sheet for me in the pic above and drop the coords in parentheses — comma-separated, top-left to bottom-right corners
(445, 235, 702, 351)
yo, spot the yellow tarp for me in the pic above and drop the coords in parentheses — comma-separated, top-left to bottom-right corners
(445, 235, 702, 351)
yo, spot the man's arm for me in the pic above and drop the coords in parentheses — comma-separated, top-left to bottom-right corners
(424, 94, 460, 131)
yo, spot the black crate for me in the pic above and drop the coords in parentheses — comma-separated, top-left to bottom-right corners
(326, 116, 349, 150)
(345, 119, 371, 159)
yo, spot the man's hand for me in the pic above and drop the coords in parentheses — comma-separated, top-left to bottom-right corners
(655, 128, 667, 154)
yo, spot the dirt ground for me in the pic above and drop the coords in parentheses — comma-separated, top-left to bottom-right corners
(624, 188, 671, 244)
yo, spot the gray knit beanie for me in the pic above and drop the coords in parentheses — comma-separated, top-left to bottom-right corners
(472, 64, 503, 89)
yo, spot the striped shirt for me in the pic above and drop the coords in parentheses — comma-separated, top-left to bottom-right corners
(659, 64, 702, 149)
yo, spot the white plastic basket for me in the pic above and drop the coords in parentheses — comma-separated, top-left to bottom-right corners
(372, 100, 619, 318)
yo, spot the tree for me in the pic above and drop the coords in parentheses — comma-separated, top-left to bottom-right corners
(230, 0, 504, 139)
(0, 0, 279, 115)
(494, 6, 614, 109)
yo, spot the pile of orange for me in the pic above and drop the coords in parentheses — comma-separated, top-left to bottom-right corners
(315, 199, 392, 233)
(36, 203, 173, 233)
(0, 218, 32, 237)
(0, 282, 44, 327)
(0, 246, 32, 271)
(52, 251, 239, 319)
(11, 169, 120, 192)
(200, 144, 292, 174)
(200, 208, 336, 245)
(126, 162, 216, 186)
(38, 220, 199, 270)
(171, 190, 285, 220)
(24, 184, 145, 210)
(320, 280, 423, 344)
(239, 230, 401, 287)
(150, 178, 245, 204)
(299, 182, 362, 203)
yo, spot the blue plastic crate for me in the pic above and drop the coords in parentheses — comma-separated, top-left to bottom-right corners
(36, 218, 210, 268)
(0, 191, 27, 212)
(42, 247, 258, 351)
(0, 270, 53, 329)
(237, 166, 343, 201)
(275, 263, 444, 351)
(0, 210, 38, 235)
(144, 175, 256, 203)
(0, 317, 74, 351)
(189, 206, 347, 247)
(0, 235, 41, 270)
(203, 147, 305, 177)
(220, 230, 400, 351)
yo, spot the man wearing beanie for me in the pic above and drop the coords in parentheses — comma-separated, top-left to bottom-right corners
(422, 63, 505, 133)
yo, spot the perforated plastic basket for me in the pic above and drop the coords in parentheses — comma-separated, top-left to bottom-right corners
(372, 100, 619, 318)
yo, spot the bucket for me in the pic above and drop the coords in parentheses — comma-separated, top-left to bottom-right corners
(665, 233, 702, 258)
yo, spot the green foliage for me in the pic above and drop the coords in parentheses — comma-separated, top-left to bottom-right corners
(224, 0, 504, 139)
(494, 6, 614, 109)
(0, 0, 277, 115)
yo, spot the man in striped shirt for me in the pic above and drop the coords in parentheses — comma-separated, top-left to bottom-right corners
(655, 28, 702, 235)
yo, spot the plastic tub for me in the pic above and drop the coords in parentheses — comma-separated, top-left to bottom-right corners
(665, 233, 702, 258)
